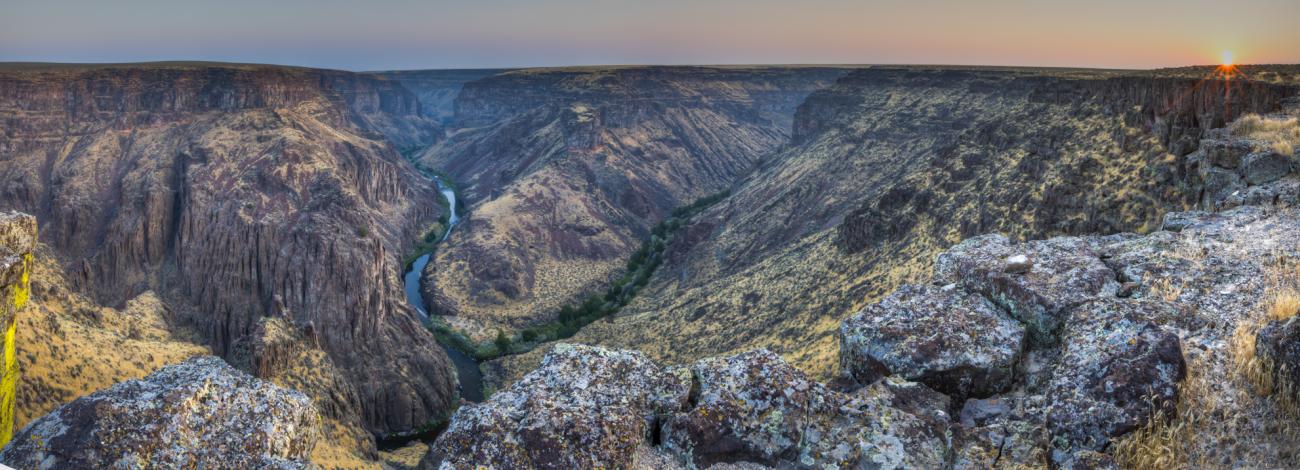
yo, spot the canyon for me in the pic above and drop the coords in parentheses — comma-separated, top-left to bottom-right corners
(0, 61, 1297, 468)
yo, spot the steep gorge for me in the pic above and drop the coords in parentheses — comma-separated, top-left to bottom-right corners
(0, 63, 456, 438)
(414, 67, 849, 338)
(486, 66, 1298, 385)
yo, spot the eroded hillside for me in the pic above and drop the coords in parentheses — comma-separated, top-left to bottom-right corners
(486, 66, 1298, 386)
(415, 67, 849, 338)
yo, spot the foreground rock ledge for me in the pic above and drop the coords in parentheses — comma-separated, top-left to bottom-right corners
(420, 201, 1300, 468)
(0, 356, 319, 469)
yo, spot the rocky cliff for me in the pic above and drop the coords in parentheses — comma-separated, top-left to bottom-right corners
(426, 199, 1300, 468)
(415, 67, 849, 337)
(0, 63, 456, 437)
(369, 69, 509, 138)
(1, 356, 320, 468)
(488, 66, 1297, 385)
(0, 212, 36, 446)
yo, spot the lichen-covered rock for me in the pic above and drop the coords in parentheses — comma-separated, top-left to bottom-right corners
(934, 234, 1119, 345)
(1242, 151, 1293, 185)
(1255, 316, 1300, 399)
(1046, 298, 1185, 463)
(1200, 166, 1247, 208)
(662, 350, 950, 469)
(0, 356, 319, 469)
(427, 344, 691, 469)
(952, 419, 1050, 470)
(839, 283, 1025, 397)
(1201, 137, 1254, 169)
(1159, 210, 1210, 232)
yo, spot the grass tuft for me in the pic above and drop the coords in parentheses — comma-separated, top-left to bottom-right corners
(1110, 359, 1208, 469)
(1230, 114, 1300, 159)
(1114, 262, 1300, 468)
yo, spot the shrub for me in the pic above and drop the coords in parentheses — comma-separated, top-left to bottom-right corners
(494, 330, 511, 354)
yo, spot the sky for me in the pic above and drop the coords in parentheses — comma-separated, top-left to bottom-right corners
(2, 0, 1298, 71)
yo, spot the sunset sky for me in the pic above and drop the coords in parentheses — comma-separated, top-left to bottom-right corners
(2, 0, 1297, 71)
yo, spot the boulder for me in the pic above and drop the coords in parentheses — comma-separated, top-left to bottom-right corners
(1255, 316, 1300, 399)
(1160, 210, 1210, 232)
(427, 344, 690, 469)
(952, 419, 1050, 470)
(934, 235, 1118, 345)
(1242, 151, 1293, 185)
(839, 284, 1025, 397)
(1045, 298, 1185, 462)
(0, 356, 319, 469)
(1199, 166, 1245, 208)
(662, 350, 950, 469)
(1201, 137, 1253, 169)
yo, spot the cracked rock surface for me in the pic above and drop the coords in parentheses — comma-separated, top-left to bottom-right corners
(0, 356, 319, 469)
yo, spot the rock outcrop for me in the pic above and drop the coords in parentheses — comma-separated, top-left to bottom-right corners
(1045, 299, 1186, 458)
(1186, 119, 1300, 211)
(429, 344, 690, 468)
(933, 235, 1119, 346)
(0, 356, 319, 468)
(839, 283, 1024, 397)
(0, 63, 457, 436)
(660, 350, 950, 469)
(428, 345, 950, 469)
(429, 198, 1300, 468)
(0, 212, 36, 446)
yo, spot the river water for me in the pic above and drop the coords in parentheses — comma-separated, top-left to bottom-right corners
(402, 176, 484, 403)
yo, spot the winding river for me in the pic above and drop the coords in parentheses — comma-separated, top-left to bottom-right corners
(402, 176, 484, 403)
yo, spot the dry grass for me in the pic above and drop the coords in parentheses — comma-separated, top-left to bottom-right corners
(1114, 262, 1300, 469)
(1110, 356, 1212, 469)
(1267, 290, 1300, 322)
(1233, 263, 1300, 398)
(16, 254, 210, 427)
(1230, 114, 1300, 158)
(1148, 277, 1185, 302)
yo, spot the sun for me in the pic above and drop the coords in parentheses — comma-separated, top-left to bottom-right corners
(1221, 50, 1234, 67)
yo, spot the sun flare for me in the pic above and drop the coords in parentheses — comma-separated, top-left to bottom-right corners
(1221, 50, 1234, 66)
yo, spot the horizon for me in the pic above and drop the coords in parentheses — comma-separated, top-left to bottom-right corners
(3, 0, 1299, 71)
(0, 60, 1286, 74)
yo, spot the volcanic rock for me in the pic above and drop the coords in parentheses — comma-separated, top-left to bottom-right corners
(934, 234, 1119, 345)
(1045, 298, 1186, 463)
(838, 283, 1024, 397)
(661, 350, 950, 469)
(0, 356, 319, 469)
(427, 344, 691, 469)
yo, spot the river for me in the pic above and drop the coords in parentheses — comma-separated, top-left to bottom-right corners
(402, 176, 484, 403)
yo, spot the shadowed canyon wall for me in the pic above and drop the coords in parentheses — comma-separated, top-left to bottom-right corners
(0, 64, 455, 436)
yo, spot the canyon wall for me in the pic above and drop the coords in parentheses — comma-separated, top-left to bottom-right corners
(370, 69, 509, 134)
(415, 67, 849, 337)
(0, 63, 455, 436)
(487, 66, 1297, 385)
